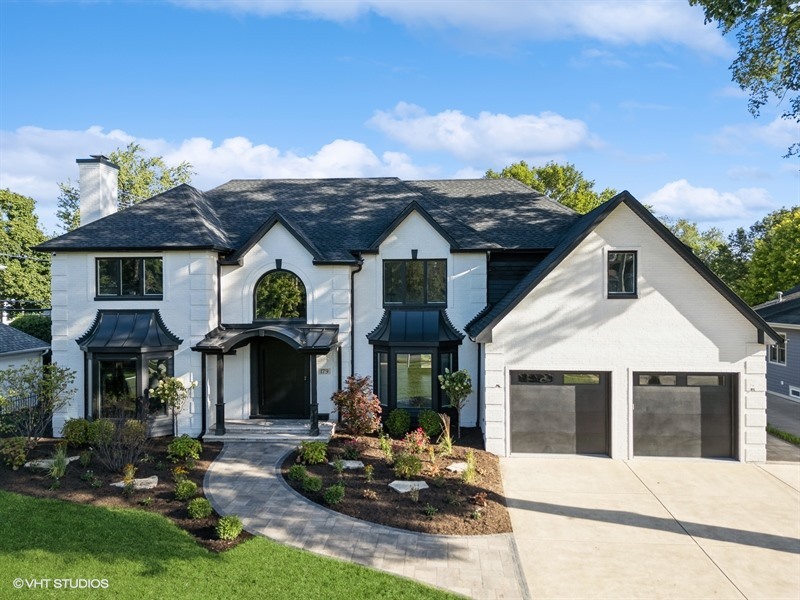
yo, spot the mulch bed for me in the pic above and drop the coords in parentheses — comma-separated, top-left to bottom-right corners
(0, 437, 252, 552)
(281, 427, 512, 536)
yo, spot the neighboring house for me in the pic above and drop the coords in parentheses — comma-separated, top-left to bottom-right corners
(755, 285, 800, 404)
(36, 156, 777, 461)
(0, 323, 50, 372)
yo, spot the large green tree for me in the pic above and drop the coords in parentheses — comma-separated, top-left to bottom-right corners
(0, 190, 50, 308)
(742, 207, 800, 303)
(662, 217, 726, 264)
(485, 161, 617, 214)
(56, 142, 193, 232)
(689, 0, 799, 156)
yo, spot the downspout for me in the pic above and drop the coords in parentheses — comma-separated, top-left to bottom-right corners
(350, 255, 364, 377)
(200, 354, 207, 437)
(476, 342, 482, 435)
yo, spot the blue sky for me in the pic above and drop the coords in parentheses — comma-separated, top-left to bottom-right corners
(1, 0, 797, 235)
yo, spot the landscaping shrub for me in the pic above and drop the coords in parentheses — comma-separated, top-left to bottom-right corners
(49, 444, 69, 480)
(417, 410, 442, 439)
(167, 434, 203, 462)
(175, 479, 198, 501)
(404, 428, 429, 455)
(342, 437, 366, 460)
(302, 475, 323, 492)
(298, 441, 327, 465)
(462, 449, 477, 484)
(62, 418, 90, 447)
(378, 433, 394, 462)
(393, 453, 423, 479)
(384, 409, 411, 438)
(0, 436, 30, 470)
(89, 419, 148, 472)
(78, 449, 92, 467)
(331, 374, 382, 435)
(323, 482, 345, 506)
(216, 515, 243, 540)
(187, 497, 213, 519)
(287, 464, 307, 481)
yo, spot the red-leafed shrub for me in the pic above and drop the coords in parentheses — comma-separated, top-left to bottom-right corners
(331, 375, 382, 435)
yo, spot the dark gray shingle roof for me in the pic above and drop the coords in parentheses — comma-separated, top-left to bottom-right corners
(0, 323, 50, 355)
(754, 285, 800, 326)
(37, 178, 580, 260)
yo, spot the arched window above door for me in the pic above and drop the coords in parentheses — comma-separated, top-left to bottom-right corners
(254, 270, 307, 321)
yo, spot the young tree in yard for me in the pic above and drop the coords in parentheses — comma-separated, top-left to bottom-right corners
(0, 189, 50, 308)
(56, 142, 193, 232)
(689, 0, 799, 157)
(331, 375, 382, 435)
(437, 368, 473, 439)
(741, 207, 800, 304)
(0, 361, 76, 440)
(485, 161, 617, 214)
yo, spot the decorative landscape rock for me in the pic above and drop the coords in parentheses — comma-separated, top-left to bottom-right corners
(110, 476, 159, 490)
(329, 460, 364, 470)
(24, 456, 80, 470)
(388, 480, 429, 494)
(446, 462, 468, 473)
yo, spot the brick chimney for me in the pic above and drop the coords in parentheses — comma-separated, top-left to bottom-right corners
(77, 155, 119, 226)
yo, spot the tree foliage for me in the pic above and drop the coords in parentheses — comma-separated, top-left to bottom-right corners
(331, 375, 382, 435)
(9, 314, 52, 343)
(56, 142, 193, 232)
(689, 0, 799, 156)
(662, 217, 726, 264)
(485, 161, 617, 214)
(742, 207, 800, 303)
(255, 271, 306, 319)
(0, 189, 50, 307)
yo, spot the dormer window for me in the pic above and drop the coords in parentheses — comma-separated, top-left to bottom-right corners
(383, 259, 446, 307)
(607, 251, 637, 298)
(254, 270, 307, 320)
(96, 257, 163, 299)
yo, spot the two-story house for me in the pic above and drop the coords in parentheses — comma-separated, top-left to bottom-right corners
(37, 155, 777, 461)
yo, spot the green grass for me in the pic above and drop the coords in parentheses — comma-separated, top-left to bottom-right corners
(0, 491, 458, 599)
(767, 424, 800, 447)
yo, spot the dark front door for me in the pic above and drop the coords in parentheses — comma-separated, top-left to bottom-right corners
(251, 338, 309, 417)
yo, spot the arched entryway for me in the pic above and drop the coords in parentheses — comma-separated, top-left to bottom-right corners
(251, 337, 309, 418)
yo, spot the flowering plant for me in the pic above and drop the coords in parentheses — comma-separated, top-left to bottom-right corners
(149, 377, 198, 412)
(403, 428, 429, 455)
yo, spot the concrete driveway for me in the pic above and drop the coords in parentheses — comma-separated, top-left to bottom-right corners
(501, 458, 800, 599)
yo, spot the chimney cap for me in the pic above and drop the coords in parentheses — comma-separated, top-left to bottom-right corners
(76, 155, 120, 170)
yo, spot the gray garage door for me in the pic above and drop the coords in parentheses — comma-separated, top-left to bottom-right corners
(510, 371, 609, 455)
(633, 373, 735, 458)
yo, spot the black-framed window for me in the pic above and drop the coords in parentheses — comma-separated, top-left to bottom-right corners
(768, 334, 787, 365)
(607, 251, 637, 298)
(254, 270, 307, 321)
(374, 346, 457, 412)
(384, 259, 446, 307)
(92, 352, 172, 419)
(96, 257, 163, 299)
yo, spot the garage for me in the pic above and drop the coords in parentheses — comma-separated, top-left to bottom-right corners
(633, 373, 736, 458)
(509, 371, 609, 455)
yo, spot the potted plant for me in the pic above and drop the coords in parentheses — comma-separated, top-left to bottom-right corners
(148, 376, 198, 436)
(437, 368, 473, 439)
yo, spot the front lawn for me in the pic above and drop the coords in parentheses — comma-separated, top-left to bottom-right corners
(0, 491, 458, 599)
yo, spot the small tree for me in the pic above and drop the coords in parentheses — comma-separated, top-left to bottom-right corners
(331, 375, 382, 435)
(0, 360, 76, 441)
(437, 368, 473, 439)
(148, 376, 198, 436)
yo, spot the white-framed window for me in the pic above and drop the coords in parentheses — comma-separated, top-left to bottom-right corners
(768, 333, 787, 365)
(790, 386, 800, 400)
(607, 250, 637, 298)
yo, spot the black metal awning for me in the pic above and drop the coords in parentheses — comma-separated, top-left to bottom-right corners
(192, 323, 339, 355)
(76, 310, 183, 352)
(367, 310, 464, 346)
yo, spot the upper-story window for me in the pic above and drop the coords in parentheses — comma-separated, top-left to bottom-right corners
(384, 259, 446, 307)
(254, 270, 307, 320)
(96, 257, 163, 299)
(769, 333, 787, 365)
(607, 251, 637, 298)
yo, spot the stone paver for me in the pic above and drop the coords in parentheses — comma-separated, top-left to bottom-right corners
(204, 442, 529, 599)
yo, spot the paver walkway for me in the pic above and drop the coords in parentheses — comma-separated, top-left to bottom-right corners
(204, 442, 529, 599)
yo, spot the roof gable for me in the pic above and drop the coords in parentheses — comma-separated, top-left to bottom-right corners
(220, 212, 324, 265)
(367, 200, 459, 252)
(466, 191, 780, 344)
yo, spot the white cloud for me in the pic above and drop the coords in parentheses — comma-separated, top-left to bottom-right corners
(0, 125, 436, 234)
(644, 179, 774, 222)
(368, 102, 598, 163)
(712, 116, 800, 154)
(172, 0, 728, 55)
